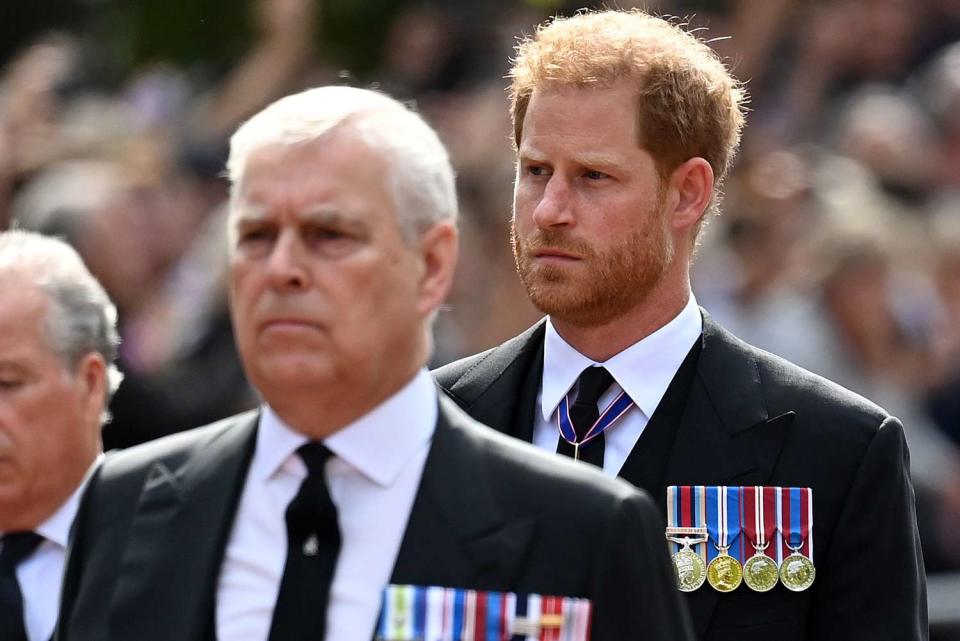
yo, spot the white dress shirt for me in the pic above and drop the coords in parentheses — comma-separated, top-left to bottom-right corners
(533, 295, 703, 475)
(6, 457, 101, 641)
(216, 368, 437, 641)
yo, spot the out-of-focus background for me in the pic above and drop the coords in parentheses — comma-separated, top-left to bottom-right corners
(2, 0, 958, 631)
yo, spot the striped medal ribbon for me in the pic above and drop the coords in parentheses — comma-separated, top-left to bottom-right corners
(705, 486, 743, 592)
(778, 487, 815, 591)
(556, 387, 634, 456)
(377, 586, 591, 640)
(742, 486, 780, 592)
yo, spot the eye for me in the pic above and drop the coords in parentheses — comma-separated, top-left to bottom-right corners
(583, 170, 608, 181)
(237, 223, 275, 244)
(0, 378, 23, 390)
(522, 163, 550, 178)
(303, 225, 348, 244)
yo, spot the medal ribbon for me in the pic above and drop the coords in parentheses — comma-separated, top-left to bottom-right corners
(541, 596, 561, 641)
(705, 486, 742, 563)
(556, 387, 634, 447)
(667, 485, 707, 557)
(778, 487, 813, 561)
(742, 486, 778, 556)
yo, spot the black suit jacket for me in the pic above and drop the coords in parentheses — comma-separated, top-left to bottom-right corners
(434, 314, 928, 641)
(58, 396, 693, 641)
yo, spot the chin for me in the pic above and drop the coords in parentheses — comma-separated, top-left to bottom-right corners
(250, 358, 338, 392)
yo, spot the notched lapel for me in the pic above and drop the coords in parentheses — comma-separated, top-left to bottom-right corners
(725, 411, 795, 485)
(110, 414, 258, 641)
(462, 517, 536, 587)
(391, 401, 536, 591)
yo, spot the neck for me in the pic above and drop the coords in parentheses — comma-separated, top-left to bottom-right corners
(552, 278, 691, 362)
(269, 360, 424, 440)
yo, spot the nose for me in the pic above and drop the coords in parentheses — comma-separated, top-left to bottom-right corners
(532, 175, 575, 230)
(265, 230, 310, 291)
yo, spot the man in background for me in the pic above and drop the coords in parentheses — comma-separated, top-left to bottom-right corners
(436, 10, 927, 641)
(0, 230, 121, 641)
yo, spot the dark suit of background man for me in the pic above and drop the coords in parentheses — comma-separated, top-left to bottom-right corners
(435, 10, 928, 641)
(0, 230, 121, 641)
(58, 86, 693, 641)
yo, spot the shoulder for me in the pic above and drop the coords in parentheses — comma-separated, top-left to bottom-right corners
(703, 317, 907, 490)
(439, 397, 657, 521)
(433, 321, 546, 397)
(97, 410, 258, 484)
(705, 316, 891, 427)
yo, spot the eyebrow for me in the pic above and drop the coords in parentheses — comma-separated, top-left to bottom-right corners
(233, 206, 350, 226)
(518, 147, 626, 171)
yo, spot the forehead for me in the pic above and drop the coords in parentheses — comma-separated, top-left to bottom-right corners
(520, 83, 640, 156)
(232, 132, 397, 222)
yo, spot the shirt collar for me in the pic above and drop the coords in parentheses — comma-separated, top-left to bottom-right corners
(31, 453, 104, 548)
(541, 294, 702, 421)
(255, 369, 437, 488)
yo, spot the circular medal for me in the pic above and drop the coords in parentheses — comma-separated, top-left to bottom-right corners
(743, 553, 779, 592)
(779, 552, 816, 591)
(706, 552, 742, 592)
(673, 547, 707, 592)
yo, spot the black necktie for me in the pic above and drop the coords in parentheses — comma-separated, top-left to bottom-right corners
(557, 366, 615, 468)
(267, 443, 341, 641)
(0, 531, 44, 641)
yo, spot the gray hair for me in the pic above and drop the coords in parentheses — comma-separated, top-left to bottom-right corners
(226, 86, 458, 242)
(0, 230, 123, 415)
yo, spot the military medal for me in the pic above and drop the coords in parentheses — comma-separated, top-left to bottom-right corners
(667, 486, 709, 592)
(557, 384, 633, 461)
(778, 486, 815, 592)
(742, 486, 780, 592)
(705, 486, 743, 592)
(667, 532, 708, 592)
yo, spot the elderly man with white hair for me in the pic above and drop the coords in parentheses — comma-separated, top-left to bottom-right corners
(0, 230, 122, 641)
(56, 86, 693, 641)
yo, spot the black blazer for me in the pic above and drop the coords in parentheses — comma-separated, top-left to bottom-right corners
(434, 314, 928, 641)
(57, 396, 693, 641)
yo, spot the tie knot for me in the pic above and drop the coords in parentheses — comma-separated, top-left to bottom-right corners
(0, 531, 44, 568)
(297, 442, 334, 478)
(575, 366, 615, 406)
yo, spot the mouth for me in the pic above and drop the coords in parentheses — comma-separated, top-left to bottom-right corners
(532, 249, 581, 263)
(259, 318, 324, 333)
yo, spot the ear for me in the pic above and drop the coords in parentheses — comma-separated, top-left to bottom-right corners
(75, 352, 107, 428)
(415, 220, 459, 317)
(666, 157, 714, 234)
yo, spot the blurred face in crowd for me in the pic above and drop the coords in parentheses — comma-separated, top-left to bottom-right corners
(512, 82, 673, 328)
(229, 129, 455, 431)
(0, 275, 105, 530)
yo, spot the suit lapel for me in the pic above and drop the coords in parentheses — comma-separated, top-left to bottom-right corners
(444, 321, 545, 442)
(664, 315, 795, 638)
(390, 398, 535, 590)
(110, 414, 259, 641)
(664, 314, 795, 488)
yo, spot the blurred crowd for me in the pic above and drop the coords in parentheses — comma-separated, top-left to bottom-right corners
(1, 0, 959, 581)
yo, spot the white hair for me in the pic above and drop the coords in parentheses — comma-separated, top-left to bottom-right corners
(0, 230, 123, 418)
(226, 86, 458, 242)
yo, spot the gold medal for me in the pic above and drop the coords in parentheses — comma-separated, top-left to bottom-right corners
(706, 548, 742, 592)
(743, 550, 779, 592)
(780, 550, 816, 592)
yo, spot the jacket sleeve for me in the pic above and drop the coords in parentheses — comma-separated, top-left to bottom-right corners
(590, 488, 695, 641)
(807, 417, 928, 641)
